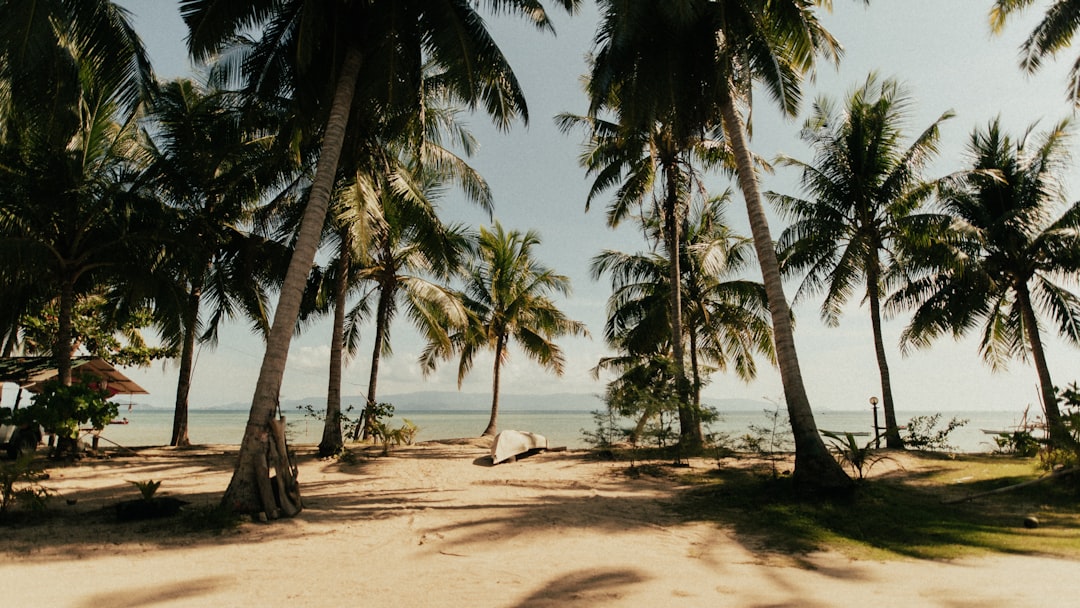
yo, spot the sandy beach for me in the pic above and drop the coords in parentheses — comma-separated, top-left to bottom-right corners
(3, 440, 1079, 607)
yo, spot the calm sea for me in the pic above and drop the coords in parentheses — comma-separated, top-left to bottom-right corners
(94, 406, 1039, 453)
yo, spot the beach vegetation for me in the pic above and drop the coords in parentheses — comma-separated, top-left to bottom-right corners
(679, 452, 1080, 561)
(771, 74, 953, 449)
(991, 1, 1080, 106)
(0, 454, 49, 516)
(993, 429, 1042, 457)
(0, 0, 160, 388)
(736, 403, 794, 479)
(560, 91, 732, 451)
(19, 380, 117, 457)
(142, 74, 294, 448)
(180, 0, 581, 518)
(586, 197, 774, 448)
(822, 430, 894, 480)
(584, 0, 853, 492)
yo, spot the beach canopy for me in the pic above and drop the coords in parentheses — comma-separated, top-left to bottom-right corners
(491, 429, 548, 464)
(0, 356, 148, 395)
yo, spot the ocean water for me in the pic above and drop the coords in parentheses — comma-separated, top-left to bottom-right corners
(93, 406, 1040, 453)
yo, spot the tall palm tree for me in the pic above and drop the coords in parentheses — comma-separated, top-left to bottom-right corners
(770, 75, 953, 448)
(0, 74, 160, 389)
(350, 171, 476, 441)
(991, 1, 1080, 105)
(891, 119, 1080, 448)
(144, 76, 292, 447)
(557, 107, 730, 448)
(422, 223, 588, 437)
(592, 197, 774, 432)
(181, 0, 580, 516)
(587, 0, 853, 489)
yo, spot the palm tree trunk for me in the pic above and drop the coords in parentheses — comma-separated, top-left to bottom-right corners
(171, 284, 202, 447)
(866, 262, 903, 448)
(663, 161, 700, 448)
(221, 43, 364, 517)
(1017, 284, 1069, 447)
(689, 325, 703, 427)
(320, 232, 350, 457)
(718, 92, 852, 491)
(482, 334, 506, 437)
(56, 277, 75, 386)
(359, 279, 394, 441)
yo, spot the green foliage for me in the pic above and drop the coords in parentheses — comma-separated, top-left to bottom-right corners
(993, 430, 1041, 457)
(903, 414, 968, 452)
(581, 408, 632, 448)
(299, 403, 363, 443)
(20, 294, 175, 366)
(822, 431, 893, 480)
(737, 403, 793, 479)
(130, 480, 162, 501)
(0, 454, 49, 515)
(1036, 383, 1080, 472)
(20, 378, 117, 443)
(371, 418, 419, 456)
(678, 454, 1080, 560)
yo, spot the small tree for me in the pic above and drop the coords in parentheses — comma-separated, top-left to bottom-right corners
(18, 379, 117, 457)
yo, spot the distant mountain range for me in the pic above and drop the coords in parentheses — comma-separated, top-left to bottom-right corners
(192, 391, 771, 413)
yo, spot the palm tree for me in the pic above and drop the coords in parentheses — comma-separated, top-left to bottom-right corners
(0, 0, 157, 385)
(770, 75, 953, 448)
(181, 0, 580, 516)
(350, 171, 476, 441)
(0, 0, 155, 118)
(557, 107, 730, 448)
(313, 84, 488, 454)
(144, 76, 293, 447)
(991, 1, 1080, 105)
(592, 196, 774, 434)
(422, 223, 588, 437)
(0, 72, 160, 389)
(587, 0, 853, 489)
(891, 119, 1080, 448)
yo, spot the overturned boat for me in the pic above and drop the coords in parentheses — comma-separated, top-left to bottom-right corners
(491, 430, 548, 464)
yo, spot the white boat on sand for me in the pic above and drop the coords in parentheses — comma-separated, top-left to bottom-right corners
(491, 430, 548, 464)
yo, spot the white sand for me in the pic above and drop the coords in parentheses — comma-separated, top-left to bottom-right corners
(3, 441, 1079, 607)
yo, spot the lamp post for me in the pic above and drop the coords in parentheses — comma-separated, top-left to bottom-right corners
(870, 396, 880, 448)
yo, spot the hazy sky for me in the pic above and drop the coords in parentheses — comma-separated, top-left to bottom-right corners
(18, 1, 1077, 414)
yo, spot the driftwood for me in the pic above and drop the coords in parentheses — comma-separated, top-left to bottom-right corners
(943, 466, 1080, 504)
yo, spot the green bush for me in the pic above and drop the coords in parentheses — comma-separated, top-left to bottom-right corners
(19, 378, 117, 455)
(993, 430, 1041, 457)
(903, 414, 968, 452)
(0, 454, 49, 515)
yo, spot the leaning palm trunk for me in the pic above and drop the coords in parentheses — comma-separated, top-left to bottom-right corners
(1017, 284, 1070, 446)
(221, 45, 364, 517)
(319, 233, 350, 457)
(482, 335, 507, 437)
(866, 264, 903, 448)
(718, 94, 852, 490)
(358, 280, 394, 441)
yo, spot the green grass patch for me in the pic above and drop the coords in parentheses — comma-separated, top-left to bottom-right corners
(676, 453, 1080, 561)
